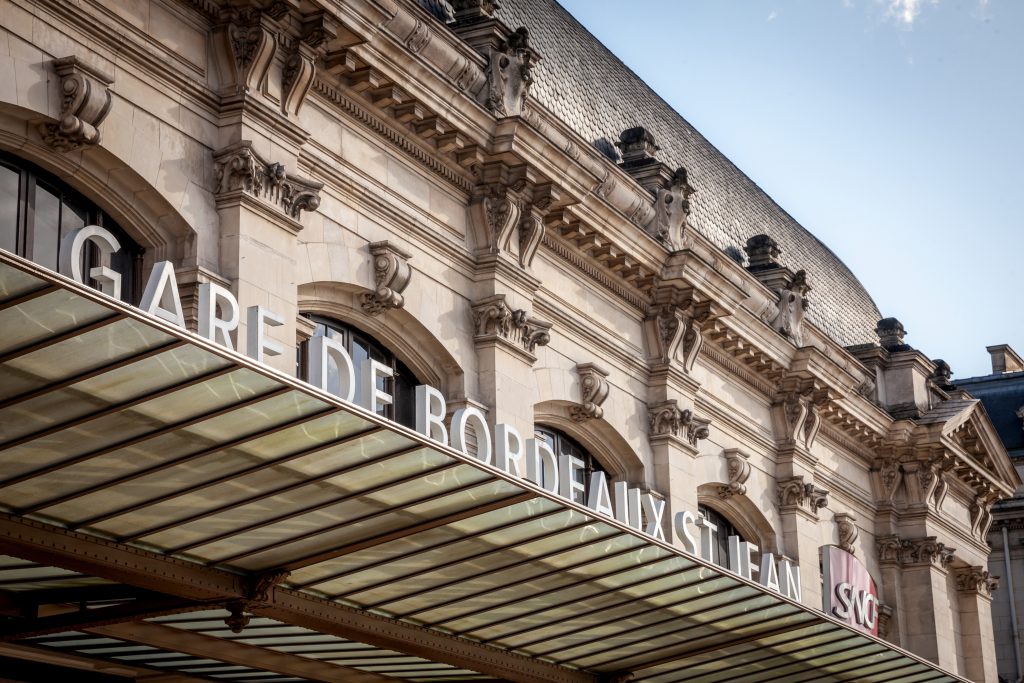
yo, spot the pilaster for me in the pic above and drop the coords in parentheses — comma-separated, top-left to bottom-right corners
(955, 566, 999, 683)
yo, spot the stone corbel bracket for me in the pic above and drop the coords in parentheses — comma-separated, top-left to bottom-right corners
(644, 285, 721, 374)
(214, 6, 278, 95)
(570, 362, 610, 422)
(773, 375, 837, 453)
(776, 475, 829, 517)
(282, 12, 338, 117)
(213, 141, 323, 226)
(717, 449, 751, 499)
(471, 294, 552, 364)
(647, 399, 711, 449)
(39, 57, 114, 153)
(360, 241, 412, 316)
(834, 512, 859, 555)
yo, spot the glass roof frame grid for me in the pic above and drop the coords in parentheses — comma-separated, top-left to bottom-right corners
(724, 642, 896, 683)
(0, 253, 973, 683)
(0, 309, 124, 365)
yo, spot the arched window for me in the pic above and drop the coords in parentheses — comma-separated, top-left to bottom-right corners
(698, 503, 747, 569)
(534, 426, 609, 505)
(0, 151, 144, 302)
(298, 315, 418, 428)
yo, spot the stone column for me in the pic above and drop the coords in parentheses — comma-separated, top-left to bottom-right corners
(955, 566, 1000, 683)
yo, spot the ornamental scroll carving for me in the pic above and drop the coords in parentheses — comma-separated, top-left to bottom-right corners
(213, 142, 322, 221)
(570, 363, 610, 422)
(470, 164, 557, 270)
(834, 512, 859, 555)
(774, 376, 835, 452)
(717, 449, 751, 499)
(39, 57, 114, 152)
(648, 400, 710, 447)
(762, 270, 811, 347)
(954, 566, 999, 597)
(876, 535, 956, 570)
(360, 242, 412, 316)
(777, 476, 829, 515)
(651, 167, 695, 251)
(471, 295, 552, 355)
(216, 7, 277, 94)
(645, 287, 715, 374)
(485, 27, 536, 118)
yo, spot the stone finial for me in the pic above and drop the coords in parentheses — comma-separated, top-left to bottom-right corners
(876, 317, 911, 352)
(777, 475, 829, 515)
(651, 167, 695, 250)
(743, 234, 782, 271)
(485, 27, 535, 117)
(717, 449, 751, 499)
(39, 57, 114, 152)
(834, 512, 859, 555)
(648, 400, 710, 447)
(570, 363, 610, 422)
(616, 126, 660, 165)
(930, 359, 955, 391)
(360, 241, 413, 316)
(765, 269, 811, 347)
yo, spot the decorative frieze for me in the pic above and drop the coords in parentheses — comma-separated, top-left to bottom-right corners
(954, 566, 999, 597)
(360, 241, 413, 316)
(39, 57, 114, 152)
(570, 362, 610, 422)
(648, 400, 710, 447)
(213, 142, 322, 222)
(484, 27, 536, 118)
(876, 535, 956, 570)
(777, 475, 828, 515)
(834, 512, 859, 555)
(471, 294, 552, 356)
(717, 449, 751, 499)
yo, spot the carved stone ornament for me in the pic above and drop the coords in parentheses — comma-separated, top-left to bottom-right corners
(969, 489, 1001, 541)
(485, 27, 536, 118)
(648, 400, 710, 447)
(916, 452, 953, 511)
(717, 449, 751, 499)
(776, 475, 829, 515)
(878, 535, 956, 569)
(762, 269, 810, 347)
(834, 512, 859, 555)
(775, 377, 833, 452)
(451, 0, 501, 21)
(570, 362, 610, 422)
(470, 164, 557, 270)
(39, 57, 114, 152)
(877, 604, 893, 639)
(651, 167, 695, 251)
(876, 317, 911, 352)
(471, 295, 552, 354)
(360, 241, 413, 316)
(645, 287, 714, 374)
(744, 234, 782, 271)
(218, 7, 277, 94)
(213, 142, 323, 221)
(954, 566, 999, 597)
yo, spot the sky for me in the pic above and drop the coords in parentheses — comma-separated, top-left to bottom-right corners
(557, 0, 1023, 379)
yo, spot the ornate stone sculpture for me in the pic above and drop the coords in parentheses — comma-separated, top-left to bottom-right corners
(219, 7, 277, 94)
(834, 512, 859, 555)
(360, 242, 413, 316)
(775, 377, 833, 452)
(766, 269, 810, 347)
(954, 566, 999, 597)
(485, 27, 535, 117)
(651, 167, 695, 250)
(717, 449, 751, 499)
(777, 476, 829, 515)
(213, 142, 323, 222)
(878, 535, 956, 569)
(645, 286, 715, 374)
(470, 164, 556, 270)
(648, 400, 710, 446)
(471, 295, 552, 355)
(39, 57, 114, 152)
(570, 363, 610, 422)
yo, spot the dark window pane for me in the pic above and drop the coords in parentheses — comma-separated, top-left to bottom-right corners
(0, 163, 19, 253)
(32, 182, 61, 271)
(534, 427, 606, 505)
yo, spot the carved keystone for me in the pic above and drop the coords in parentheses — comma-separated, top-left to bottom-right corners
(39, 57, 114, 152)
(361, 241, 413, 316)
(834, 512, 859, 555)
(717, 449, 751, 499)
(570, 362, 610, 422)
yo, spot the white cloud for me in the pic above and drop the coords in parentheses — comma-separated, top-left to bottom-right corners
(767, 10, 778, 21)
(880, 0, 940, 27)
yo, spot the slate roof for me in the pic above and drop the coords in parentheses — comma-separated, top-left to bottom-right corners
(426, 0, 883, 347)
(957, 372, 1024, 457)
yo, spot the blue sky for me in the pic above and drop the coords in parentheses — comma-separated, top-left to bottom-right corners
(558, 0, 1022, 379)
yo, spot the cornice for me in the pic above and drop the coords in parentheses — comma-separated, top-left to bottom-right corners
(694, 391, 777, 456)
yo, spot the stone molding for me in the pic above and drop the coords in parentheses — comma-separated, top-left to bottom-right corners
(954, 566, 999, 598)
(39, 57, 114, 152)
(360, 241, 413, 316)
(648, 400, 710, 447)
(760, 270, 811, 347)
(876, 535, 956, 570)
(213, 141, 323, 223)
(776, 475, 829, 516)
(717, 449, 751, 499)
(569, 362, 610, 422)
(470, 295, 552, 360)
(834, 512, 859, 555)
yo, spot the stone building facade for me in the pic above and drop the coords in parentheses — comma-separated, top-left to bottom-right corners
(0, 0, 1018, 681)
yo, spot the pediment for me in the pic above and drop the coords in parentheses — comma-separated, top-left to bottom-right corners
(918, 399, 1020, 493)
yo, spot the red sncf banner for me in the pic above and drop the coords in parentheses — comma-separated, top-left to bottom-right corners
(821, 544, 880, 636)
